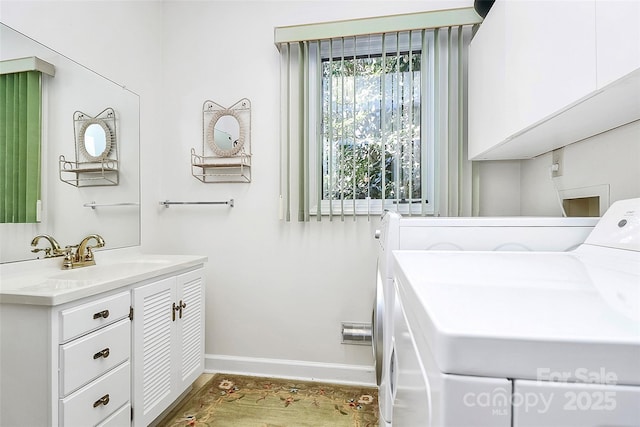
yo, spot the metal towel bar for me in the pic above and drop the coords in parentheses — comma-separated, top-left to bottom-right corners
(159, 199, 234, 208)
(83, 201, 139, 209)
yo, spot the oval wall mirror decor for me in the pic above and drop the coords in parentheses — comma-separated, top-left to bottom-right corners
(79, 119, 112, 161)
(206, 109, 245, 157)
(191, 98, 251, 183)
(60, 107, 120, 187)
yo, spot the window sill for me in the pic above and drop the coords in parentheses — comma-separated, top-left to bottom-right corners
(310, 200, 434, 217)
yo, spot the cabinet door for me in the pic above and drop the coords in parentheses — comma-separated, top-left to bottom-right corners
(468, 0, 508, 158)
(468, 0, 598, 160)
(175, 268, 205, 393)
(132, 276, 177, 427)
(503, 0, 596, 138)
(596, 0, 640, 88)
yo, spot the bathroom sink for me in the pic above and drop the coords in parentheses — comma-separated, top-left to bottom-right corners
(0, 248, 207, 305)
(10, 258, 177, 295)
(50, 258, 173, 281)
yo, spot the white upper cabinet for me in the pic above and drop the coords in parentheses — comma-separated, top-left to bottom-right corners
(503, 0, 596, 139)
(468, 0, 508, 153)
(469, 0, 640, 160)
(596, 0, 640, 88)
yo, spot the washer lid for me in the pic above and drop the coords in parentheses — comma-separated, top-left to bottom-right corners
(393, 248, 640, 386)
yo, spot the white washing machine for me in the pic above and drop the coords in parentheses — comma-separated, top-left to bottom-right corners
(390, 198, 640, 426)
(373, 213, 598, 426)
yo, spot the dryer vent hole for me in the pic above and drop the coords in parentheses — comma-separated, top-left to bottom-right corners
(563, 196, 600, 217)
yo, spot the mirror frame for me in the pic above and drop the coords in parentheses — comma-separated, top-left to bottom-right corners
(78, 118, 113, 161)
(206, 109, 245, 157)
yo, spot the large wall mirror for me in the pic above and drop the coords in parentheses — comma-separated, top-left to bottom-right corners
(0, 23, 140, 263)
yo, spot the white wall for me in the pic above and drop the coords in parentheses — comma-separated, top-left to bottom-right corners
(6, 0, 638, 385)
(0, 1, 162, 95)
(154, 0, 472, 381)
(519, 120, 640, 216)
(1, 0, 473, 384)
(476, 160, 521, 216)
(472, 120, 640, 217)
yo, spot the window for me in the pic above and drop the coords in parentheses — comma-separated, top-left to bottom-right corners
(277, 9, 480, 221)
(315, 33, 429, 216)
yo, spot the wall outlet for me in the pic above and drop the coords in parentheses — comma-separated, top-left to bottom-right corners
(552, 147, 563, 177)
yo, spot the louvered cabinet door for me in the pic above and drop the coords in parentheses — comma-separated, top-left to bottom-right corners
(175, 269, 205, 392)
(132, 276, 177, 427)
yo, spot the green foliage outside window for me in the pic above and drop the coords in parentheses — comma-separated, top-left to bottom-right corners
(322, 53, 422, 202)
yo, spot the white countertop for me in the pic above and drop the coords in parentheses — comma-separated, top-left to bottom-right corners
(0, 247, 207, 306)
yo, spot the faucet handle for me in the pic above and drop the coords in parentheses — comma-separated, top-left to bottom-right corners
(84, 246, 95, 261)
(31, 247, 52, 257)
(61, 246, 76, 269)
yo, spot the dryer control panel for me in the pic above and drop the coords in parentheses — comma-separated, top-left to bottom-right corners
(584, 198, 640, 251)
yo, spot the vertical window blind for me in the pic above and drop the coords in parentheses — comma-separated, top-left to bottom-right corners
(276, 9, 480, 222)
(0, 70, 42, 223)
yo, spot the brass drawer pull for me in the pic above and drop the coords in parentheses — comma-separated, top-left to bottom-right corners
(93, 394, 110, 408)
(93, 348, 110, 359)
(179, 300, 187, 319)
(93, 310, 110, 320)
(172, 302, 177, 321)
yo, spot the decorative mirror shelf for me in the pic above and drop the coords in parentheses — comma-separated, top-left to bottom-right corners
(191, 98, 251, 183)
(59, 107, 119, 187)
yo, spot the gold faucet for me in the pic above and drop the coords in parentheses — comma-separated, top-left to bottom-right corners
(31, 234, 66, 258)
(62, 234, 106, 269)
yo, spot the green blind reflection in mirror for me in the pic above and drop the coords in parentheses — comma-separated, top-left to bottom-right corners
(0, 70, 42, 223)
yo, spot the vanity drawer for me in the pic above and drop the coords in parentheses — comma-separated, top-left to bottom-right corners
(96, 402, 131, 427)
(60, 318, 131, 396)
(60, 291, 130, 342)
(59, 361, 130, 427)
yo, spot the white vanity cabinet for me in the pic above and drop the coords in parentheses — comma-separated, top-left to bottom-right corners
(0, 253, 206, 427)
(0, 290, 132, 427)
(131, 268, 205, 427)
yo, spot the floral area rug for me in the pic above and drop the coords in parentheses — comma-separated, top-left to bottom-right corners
(160, 373, 379, 427)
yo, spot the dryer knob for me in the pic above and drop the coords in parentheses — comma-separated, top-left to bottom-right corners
(374, 229, 381, 239)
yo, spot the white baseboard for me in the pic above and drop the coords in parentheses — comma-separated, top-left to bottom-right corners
(205, 354, 376, 387)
